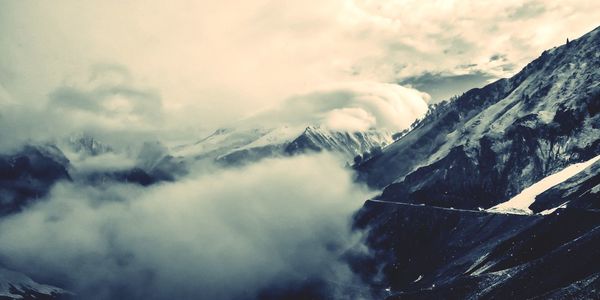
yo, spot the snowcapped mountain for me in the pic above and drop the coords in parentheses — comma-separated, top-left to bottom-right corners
(0, 123, 392, 218)
(352, 25, 600, 299)
(173, 125, 393, 165)
(64, 134, 113, 157)
(0, 267, 68, 299)
(286, 126, 391, 159)
(358, 25, 600, 210)
(172, 126, 301, 162)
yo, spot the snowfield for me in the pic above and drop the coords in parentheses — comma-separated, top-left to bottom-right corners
(488, 154, 600, 215)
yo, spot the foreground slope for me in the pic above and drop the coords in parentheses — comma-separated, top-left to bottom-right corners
(353, 25, 600, 299)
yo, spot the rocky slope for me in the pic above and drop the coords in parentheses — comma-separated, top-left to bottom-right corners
(352, 25, 600, 299)
(358, 25, 600, 210)
(353, 200, 600, 299)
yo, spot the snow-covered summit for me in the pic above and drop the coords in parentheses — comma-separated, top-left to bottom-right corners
(172, 124, 393, 165)
(0, 267, 67, 299)
(286, 125, 392, 159)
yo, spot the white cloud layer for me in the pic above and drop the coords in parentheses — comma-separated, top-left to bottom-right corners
(0, 66, 163, 152)
(247, 82, 429, 132)
(1, 0, 598, 129)
(0, 154, 374, 299)
(325, 107, 377, 132)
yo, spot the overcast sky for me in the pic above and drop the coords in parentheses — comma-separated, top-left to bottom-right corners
(1, 0, 599, 136)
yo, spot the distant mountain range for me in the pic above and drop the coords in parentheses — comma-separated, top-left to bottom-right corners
(0, 124, 392, 216)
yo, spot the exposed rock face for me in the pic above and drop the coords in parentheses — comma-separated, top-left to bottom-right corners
(0, 145, 70, 215)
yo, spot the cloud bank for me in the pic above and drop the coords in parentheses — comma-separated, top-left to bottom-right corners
(246, 82, 429, 132)
(0, 154, 374, 299)
(0, 65, 168, 152)
(1, 0, 598, 127)
(0, 72, 429, 151)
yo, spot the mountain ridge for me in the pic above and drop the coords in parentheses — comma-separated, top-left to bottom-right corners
(351, 25, 600, 299)
(357, 24, 600, 210)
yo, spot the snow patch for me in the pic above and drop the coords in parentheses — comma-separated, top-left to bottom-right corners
(488, 154, 600, 215)
(537, 110, 555, 124)
(539, 201, 569, 216)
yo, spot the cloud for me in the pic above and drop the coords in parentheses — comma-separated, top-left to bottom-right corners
(399, 71, 497, 103)
(0, 154, 374, 299)
(247, 82, 430, 132)
(341, 0, 600, 100)
(1, 0, 598, 129)
(325, 107, 376, 131)
(508, 1, 547, 20)
(48, 65, 163, 132)
(0, 65, 164, 152)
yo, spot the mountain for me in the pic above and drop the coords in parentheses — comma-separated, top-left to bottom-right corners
(173, 125, 392, 166)
(0, 124, 391, 216)
(354, 189, 600, 299)
(64, 134, 113, 156)
(530, 157, 600, 213)
(285, 126, 390, 160)
(352, 25, 600, 299)
(358, 25, 600, 210)
(0, 145, 71, 215)
(0, 267, 68, 300)
(0, 138, 185, 215)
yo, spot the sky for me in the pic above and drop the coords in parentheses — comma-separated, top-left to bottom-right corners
(0, 0, 599, 140)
